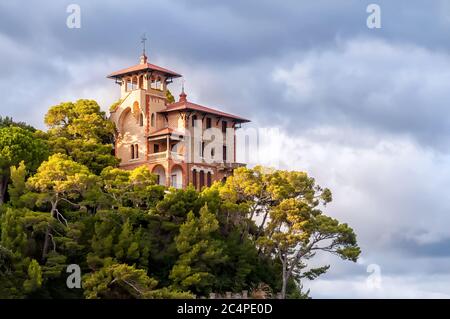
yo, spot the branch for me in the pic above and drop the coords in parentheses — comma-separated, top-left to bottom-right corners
(111, 278, 144, 296)
(48, 233, 56, 252)
(54, 208, 68, 227)
(60, 197, 80, 207)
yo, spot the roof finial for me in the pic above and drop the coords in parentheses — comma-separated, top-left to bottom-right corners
(179, 78, 187, 102)
(140, 33, 148, 64)
(141, 33, 147, 55)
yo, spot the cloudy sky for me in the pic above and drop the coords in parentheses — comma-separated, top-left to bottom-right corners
(2, 0, 450, 298)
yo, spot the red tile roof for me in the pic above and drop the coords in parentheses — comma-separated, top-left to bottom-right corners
(148, 127, 185, 137)
(159, 100, 250, 123)
(107, 62, 182, 79)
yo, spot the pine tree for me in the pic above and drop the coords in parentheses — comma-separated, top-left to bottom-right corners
(170, 205, 226, 295)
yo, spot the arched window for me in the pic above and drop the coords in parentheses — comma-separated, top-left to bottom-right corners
(131, 76, 138, 90)
(138, 75, 144, 89)
(199, 170, 205, 189)
(135, 144, 139, 159)
(206, 172, 212, 187)
(192, 169, 197, 189)
(131, 145, 135, 159)
(156, 77, 162, 91)
(150, 76, 156, 89)
(139, 113, 144, 126)
(125, 78, 132, 92)
(151, 113, 155, 127)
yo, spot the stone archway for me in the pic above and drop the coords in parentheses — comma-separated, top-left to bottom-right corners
(118, 107, 132, 135)
(170, 165, 183, 189)
(152, 165, 166, 186)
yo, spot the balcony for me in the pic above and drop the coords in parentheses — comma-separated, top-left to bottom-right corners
(217, 162, 246, 171)
(148, 151, 185, 163)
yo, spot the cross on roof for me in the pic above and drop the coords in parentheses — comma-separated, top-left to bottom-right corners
(141, 33, 147, 56)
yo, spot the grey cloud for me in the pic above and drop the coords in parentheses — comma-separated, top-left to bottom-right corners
(271, 38, 450, 149)
(2, 0, 450, 298)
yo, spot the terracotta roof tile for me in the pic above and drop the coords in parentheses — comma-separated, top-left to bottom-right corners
(107, 63, 181, 78)
(159, 101, 250, 123)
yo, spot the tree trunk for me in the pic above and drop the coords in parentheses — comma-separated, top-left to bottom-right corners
(41, 225, 51, 262)
(281, 260, 288, 299)
(257, 209, 269, 237)
(0, 174, 9, 205)
(42, 201, 57, 261)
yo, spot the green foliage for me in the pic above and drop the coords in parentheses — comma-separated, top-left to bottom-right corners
(88, 211, 151, 270)
(0, 116, 36, 132)
(27, 153, 98, 203)
(0, 100, 361, 299)
(8, 161, 27, 207)
(0, 208, 47, 298)
(0, 245, 13, 274)
(166, 89, 175, 103)
(170, 205, 227, 295)
(0, 126, 48, 203)
(83, 263, 156, 299)
(225, 167, 360, 298)
(23, 259, 42, 293)
(45, 99, 119, 174)
(101, 166, 163, 208)
(109, 99, 122, 112)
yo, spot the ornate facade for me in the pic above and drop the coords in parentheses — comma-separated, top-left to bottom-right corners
(108, 52, 250, 189)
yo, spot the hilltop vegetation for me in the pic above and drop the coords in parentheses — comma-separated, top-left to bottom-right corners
(0, 100, 360, 299)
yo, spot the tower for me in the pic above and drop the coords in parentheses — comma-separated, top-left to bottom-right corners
(108, 49, 249, 189)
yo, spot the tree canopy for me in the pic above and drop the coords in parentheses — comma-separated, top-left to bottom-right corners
(0, 126, 49, 204)
(44, 99, 119, 174)
(0, 101, 360, 299)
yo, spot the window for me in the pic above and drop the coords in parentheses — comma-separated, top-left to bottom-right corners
(211, 147, 215, 158)
(199, 171, 205, 189)
(154, 144, 160, 153)
(131, 76, 138, 90)
(171, 174, 177, 187)
(138, 75, 144, 89)
(150, 77, 155, 89)
(206, 117, 212, 129)
(125, 78, 133, 92)
(206, 172, 212, 187)
(201, 142, 205, 157)
(192, 115, 197, 127)
(222, 120, 227, 133)
(131, 145, 135, 159)
(223, 145, 227, 162)
(192, 169, 197, 189)
(151, 113, 155, 127)
(135, 144, 139, 159)
(139, 113, 144, 126)
(154, 77, 162, 91)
